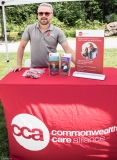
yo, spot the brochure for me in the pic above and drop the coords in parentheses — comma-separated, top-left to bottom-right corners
(60, 53, 71, 76)
(49, 53, 59, 76)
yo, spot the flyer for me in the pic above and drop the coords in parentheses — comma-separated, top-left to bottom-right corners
(60, 53, 71, 76)
(76, 30, 104, 74)
(49, 53, 59, 76)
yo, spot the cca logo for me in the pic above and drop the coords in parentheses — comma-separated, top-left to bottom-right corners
(11, 114, 50, 151)
(79, 32, 83, 36)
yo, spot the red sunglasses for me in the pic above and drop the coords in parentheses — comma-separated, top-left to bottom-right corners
(38, 12, 52, 17)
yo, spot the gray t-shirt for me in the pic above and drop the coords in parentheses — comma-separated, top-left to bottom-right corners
(22, 23, 67, 67)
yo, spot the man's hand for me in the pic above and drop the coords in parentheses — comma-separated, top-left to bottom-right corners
(11, 65, 22, 72)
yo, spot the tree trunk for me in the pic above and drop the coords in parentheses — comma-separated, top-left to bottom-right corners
(0, 8, 4, 37)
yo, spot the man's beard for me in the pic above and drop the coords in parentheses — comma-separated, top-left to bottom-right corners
(39, 18, 49, 25)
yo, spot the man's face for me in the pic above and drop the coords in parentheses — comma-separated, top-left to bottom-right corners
(38, 6, 53, 25)
(88, 44, 94, 52)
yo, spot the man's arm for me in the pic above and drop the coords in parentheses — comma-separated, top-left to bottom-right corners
(11, 39, 28, 72)
(60, 41, 76, 64)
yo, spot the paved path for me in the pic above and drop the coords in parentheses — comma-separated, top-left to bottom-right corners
(0, 38, 117, 53)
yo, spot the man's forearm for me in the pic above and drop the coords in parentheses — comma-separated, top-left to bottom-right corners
(71, 53, 76, 64)
(65, 48, 76, 64)
(17, 47, 25, 66)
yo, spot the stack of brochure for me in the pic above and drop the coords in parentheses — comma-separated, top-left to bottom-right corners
(49, 53, 59, 76)
(60, 53, 71, 76)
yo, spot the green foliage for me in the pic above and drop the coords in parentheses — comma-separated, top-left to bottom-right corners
(105, 13, 117, 23)
(0, 1, 117, 29)
(64, 28, 76, 38)
(0, 0, 117, 39)
(75, 19, 104, 30)
(52, 1, 86, 27)
(51, 17, 66, 29)
(0, 1, 117, 37)
(6, 14, 38, 32)
(75, 19, 83, 29)
(62, 19, 105, 38)
(5, 4, 38, 25)
(85, 0, 103, 21)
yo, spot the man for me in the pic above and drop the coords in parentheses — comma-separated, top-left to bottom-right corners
(82, 47, 88, 59)
(12, 3, 75, 72)
(87, 43, 98, 60)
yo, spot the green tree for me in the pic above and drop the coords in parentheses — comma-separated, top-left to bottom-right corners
(52, 1, 87, 26)
(3, 1, 117, 29)
(85, 0, 103, 21)
(5, 4, 38, 25)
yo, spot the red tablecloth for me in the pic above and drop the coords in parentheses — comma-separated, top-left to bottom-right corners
(0, 68, 117, 160)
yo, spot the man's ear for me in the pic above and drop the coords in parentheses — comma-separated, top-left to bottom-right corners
(51, 13, 54, 17)
(50, 13, 54, 19)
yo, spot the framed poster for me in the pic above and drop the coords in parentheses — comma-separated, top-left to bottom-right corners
(76, 30, 104, 74)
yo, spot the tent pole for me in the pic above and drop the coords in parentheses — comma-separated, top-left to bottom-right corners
(1, 1, 10, 72)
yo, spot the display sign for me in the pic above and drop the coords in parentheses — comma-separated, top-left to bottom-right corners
(76, 30, 104, 74)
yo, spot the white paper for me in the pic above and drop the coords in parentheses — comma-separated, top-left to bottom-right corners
(72, 71, 105, 80)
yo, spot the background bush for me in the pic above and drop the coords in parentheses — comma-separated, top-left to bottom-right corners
(0, 0, 117, 40)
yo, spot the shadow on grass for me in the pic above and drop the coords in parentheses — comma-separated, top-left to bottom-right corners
(0, 101, 9, 159)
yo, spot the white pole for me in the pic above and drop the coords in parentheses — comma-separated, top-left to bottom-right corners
(1, 1, 10, 72)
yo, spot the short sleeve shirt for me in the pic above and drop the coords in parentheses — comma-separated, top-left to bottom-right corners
(22, 23, 67, 67)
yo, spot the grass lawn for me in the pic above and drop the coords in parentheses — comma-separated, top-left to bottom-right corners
(0, 48, 117, 158)
(104, 49, 117, 68)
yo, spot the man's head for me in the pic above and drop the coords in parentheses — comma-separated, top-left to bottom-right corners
(37, 3, 53, 25)
(87, 43, 94, 52)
